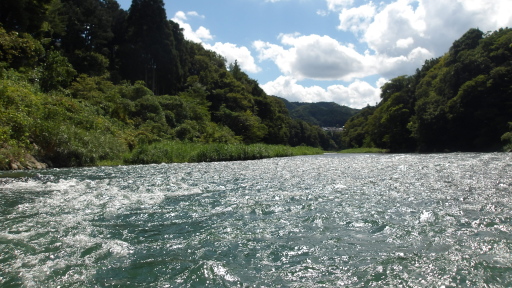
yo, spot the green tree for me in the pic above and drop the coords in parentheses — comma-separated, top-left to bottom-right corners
(40, 49, 76, 91)
(123, 0, 182, 94)
(229, 59, 243, 81)
(341, 105, 376, 148)
(0, 0, 54, 34)
(58, 0, 117, 76)
(0, 27, 44, 69)
(344, 28, 512, 152)
(59, 0, 115, 52)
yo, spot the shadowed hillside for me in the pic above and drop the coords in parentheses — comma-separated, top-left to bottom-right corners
(278, 98, 360, 127)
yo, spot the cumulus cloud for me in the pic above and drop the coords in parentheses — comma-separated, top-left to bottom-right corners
(338, 3, 376, 33)
(204, 43, 262, 73)
(343, 0, 512, 57)
(457, 0, 512, 28)
(303, 0, 512, 83)
(173, 11, 185, 21)
(396, 37, 414, 49)
(172, 11, 261, 74)
(362, 0, 426, 56)
(373, 46, 433, 77)
(291, 36, 364, 80)
(254, 32, 432, 81)
(261, 76, 384, 108)
(171, 11, 213, 43)
(255, 34, 369, 81)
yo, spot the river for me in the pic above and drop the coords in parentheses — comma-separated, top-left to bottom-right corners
(1, 153, 511, 287)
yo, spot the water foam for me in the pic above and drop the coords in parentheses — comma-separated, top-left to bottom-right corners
(1, 153, 512, 287)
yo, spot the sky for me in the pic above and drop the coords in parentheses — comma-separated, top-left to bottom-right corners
(116, 0, 512, 108)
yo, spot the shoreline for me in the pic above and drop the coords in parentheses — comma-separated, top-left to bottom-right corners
(1, 142, 325, 171)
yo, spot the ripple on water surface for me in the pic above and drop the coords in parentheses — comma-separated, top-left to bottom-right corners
(1, 153, 512, 287)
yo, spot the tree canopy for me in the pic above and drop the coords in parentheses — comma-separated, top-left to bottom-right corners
(342, 27, 512, 152)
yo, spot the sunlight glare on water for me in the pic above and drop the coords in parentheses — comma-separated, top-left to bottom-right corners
(1, 153, 512, 287)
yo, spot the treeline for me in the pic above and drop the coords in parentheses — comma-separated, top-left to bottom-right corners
(280, 98, 360, 128)
(0, 0, 337, 169)
(342, 28, 512, 152)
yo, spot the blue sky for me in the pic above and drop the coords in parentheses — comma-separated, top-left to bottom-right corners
(117, 0, 512, 108)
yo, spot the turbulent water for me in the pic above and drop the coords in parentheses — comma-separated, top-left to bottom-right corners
(1, 153, 512, 287)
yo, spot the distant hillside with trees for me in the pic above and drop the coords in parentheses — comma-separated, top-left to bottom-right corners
(279, 98, 360, 127)
(0, 0, 340, 169)
(342, 28, 512, 152)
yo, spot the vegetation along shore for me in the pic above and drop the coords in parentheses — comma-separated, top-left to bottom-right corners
(0, 0, 339, 170)
(1, 1, 511, 170)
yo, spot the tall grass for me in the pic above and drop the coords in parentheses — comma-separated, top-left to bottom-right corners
(124, 141, 324, 164)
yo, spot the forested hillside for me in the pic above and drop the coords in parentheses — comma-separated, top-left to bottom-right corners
(0, 0, 337, 169)
(342, 28, 512, 152)
(280, 98, 359, 128)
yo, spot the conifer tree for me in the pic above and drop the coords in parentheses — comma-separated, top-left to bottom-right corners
(123, 0, 182, 94)
(0, 0, 54, 34)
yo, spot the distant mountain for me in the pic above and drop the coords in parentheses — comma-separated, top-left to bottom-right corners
(278, 98, 360, 127)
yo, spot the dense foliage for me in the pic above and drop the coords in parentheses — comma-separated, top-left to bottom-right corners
(0, 0, 335, 169)
(280, 98, 359, 128)
(342, 28, 512, 152)
(125, 141, 324, 164)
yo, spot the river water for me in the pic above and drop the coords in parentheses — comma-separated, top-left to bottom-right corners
(1, 153, 511, 287)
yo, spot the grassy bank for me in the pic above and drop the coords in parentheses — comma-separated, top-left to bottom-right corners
(338, 147, 389, 153)
(123, 141, 325, 165)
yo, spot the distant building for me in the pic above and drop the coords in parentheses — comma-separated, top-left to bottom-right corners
(322, 127, 344, 132)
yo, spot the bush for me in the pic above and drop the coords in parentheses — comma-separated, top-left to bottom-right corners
(41, 124, 128, 167)
(0, 77, 42, 145)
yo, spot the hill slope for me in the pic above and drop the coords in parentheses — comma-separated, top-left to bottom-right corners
(279, 98, 360, 127)
(0, 0, 342, 169)
(342, 28, 512, 152)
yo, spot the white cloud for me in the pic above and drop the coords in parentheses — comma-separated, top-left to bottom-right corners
(344, 0, 512, 58)
(396, 37, 414, 49)
(186, 11, 204, 18)
(338, 3, 376, 33)
(363, 0, 426, 56)
(195, 26, 212, 41)
(255, 34, 370, 81)
(173, 11, 187, 21)
(204, 43, 262, 73)
(317, 10, 329, 17)
(261, 76, 384, 108)
(254, 32, 432, 81)
(456, 0, 512, 28)
(253, 39, 295, 75)
(326, 0, 354, 11)
(171, 11, 213, 43)
(172, 11, 261, 74)
(322, 0, 512, 83)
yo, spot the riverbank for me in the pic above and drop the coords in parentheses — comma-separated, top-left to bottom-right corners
(122, 142, 325, 165)
(1, 142, 325, 170)
(0, 145, 47, 170)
